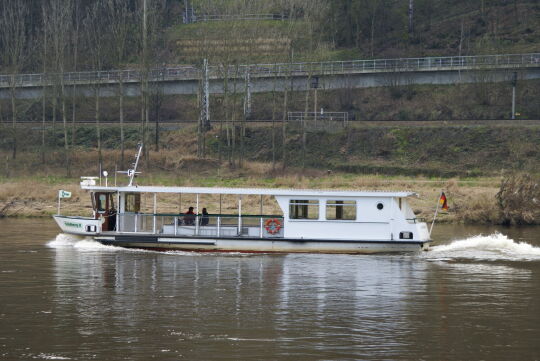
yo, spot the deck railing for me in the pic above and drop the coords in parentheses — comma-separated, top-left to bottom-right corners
(2, 53, 539, 88)
(116, 213, 284, 238)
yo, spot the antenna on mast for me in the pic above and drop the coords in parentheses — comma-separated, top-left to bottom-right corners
(117, 143, 143, 186)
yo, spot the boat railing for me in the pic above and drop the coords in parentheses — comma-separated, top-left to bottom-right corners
(117, 213, 284, 238)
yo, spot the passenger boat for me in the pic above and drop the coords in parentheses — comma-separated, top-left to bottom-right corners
(53, 146, 431, 253)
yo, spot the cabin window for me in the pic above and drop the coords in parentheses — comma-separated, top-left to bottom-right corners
(125, 193, 141, 213)
(289, 200, 319, 220)
(326, 200, 356, 220)
(97, 194, 107, 212)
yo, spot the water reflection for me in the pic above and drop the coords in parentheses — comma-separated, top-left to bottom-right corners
(48, 233, 540, 360)
(1, 219, 540, 360)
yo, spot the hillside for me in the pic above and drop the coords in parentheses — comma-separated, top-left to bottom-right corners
(1, 122, 539, 178)
(163, 0, 540, 64)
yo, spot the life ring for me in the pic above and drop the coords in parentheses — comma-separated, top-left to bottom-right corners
(264, 218, 282, 235)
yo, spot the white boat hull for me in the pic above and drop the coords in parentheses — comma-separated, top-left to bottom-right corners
(93, 234, 430, 254)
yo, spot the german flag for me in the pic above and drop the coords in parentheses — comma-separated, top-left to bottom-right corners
(439, 192, 449, 211)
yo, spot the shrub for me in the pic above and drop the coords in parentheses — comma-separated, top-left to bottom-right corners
(496, 173, 540, 225)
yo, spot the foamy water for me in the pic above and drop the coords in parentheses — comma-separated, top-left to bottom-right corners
(48, 232, 540, 261)
(48, 233, 134, 252)
(47, 233, 204, 256)
(424, 233, 540, 261)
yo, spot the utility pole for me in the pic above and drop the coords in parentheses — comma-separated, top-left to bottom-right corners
(511, 72, 517, 120)
(198, 58, 210, 158)
(201, 58, 210, 128)
(243, 70, 251, 120)
(311, 76, 319, 125)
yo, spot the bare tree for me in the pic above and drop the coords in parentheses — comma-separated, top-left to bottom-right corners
(107, 0, 134, 167)
(44, 0, 74, 176)
(41, 3, 48, 164)
(408, 0, 414, 34)
(150, 74, 165, 152)
(139, 0, 165, 160)
(84, 2, 108, 168)
(0, 0, 29, 160)
(271, 71, 278, 171)
(71, 0, 83, 153)
(368, 0, 382, 58)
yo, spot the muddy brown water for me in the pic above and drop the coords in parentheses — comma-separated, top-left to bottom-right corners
(1, 218, 540, 360)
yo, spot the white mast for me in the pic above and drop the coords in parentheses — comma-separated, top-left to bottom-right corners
(117, 143, 143, 186)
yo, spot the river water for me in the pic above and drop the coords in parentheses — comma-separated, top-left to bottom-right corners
(1, 218, 540, 360)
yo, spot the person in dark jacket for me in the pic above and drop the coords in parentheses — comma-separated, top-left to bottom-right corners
(200, 208, 209, 226)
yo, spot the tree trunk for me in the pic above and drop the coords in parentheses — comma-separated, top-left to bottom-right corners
(239, 71, 249, 168)
(119, 80, 125, 168)
(408, 0, 414, 34)
(370, 10, 376, 58)
(71, 85, 77, 149)
(230, 65, 239, 167)
(52, 84, 57, 132)
(281, 87, 288, 170)
(302, 71, 312, 170)
(154, 87, 160, 152)
(10, 83, 17, 160)
(271, 74, 277, 171)
(41, 85, 46, 163)
(95, 86, 102, 167)
(61, 82, 70, 177)
(219, 68, 229, 172)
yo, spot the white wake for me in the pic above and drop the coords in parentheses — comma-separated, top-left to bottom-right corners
(47, 233, 130, 252)
(46, 233, 201, 255)
(47, 233, 85, 247)
(425, 233, 540, 261)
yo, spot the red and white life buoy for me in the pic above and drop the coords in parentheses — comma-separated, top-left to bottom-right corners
(264, 218, 282, 235)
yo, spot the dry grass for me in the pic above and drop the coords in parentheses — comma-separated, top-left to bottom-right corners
(0, 160, 508, 223)
(0, 143, 528, 223)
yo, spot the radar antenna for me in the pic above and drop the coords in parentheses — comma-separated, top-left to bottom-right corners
(117, 143, 143, 186)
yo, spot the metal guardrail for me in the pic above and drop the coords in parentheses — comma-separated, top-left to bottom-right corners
(288, 111, 348, 122)
(196, 13, 287, 22)
(1, 53, 539, 88)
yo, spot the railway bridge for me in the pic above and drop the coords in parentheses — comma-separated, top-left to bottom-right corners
(0, 53, 539, 100)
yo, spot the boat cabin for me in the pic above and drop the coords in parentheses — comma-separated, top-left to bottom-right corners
(81, 181, 429, 242)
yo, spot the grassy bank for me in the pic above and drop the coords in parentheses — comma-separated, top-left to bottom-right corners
(1, 122, 537, 224)
(0, 171, 504, 226)
(4, 121, 538, 177)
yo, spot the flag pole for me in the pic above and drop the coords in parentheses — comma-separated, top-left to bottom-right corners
(57, 191, 61, 216)
(429, 191, 443, 236)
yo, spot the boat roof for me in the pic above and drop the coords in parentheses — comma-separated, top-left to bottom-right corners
(81, 184, 417, 198)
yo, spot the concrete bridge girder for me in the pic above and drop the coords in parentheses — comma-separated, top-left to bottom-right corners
(0, 67, 539, 100)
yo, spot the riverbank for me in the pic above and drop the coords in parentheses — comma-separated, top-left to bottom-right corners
(0, 171, 507, 225)
(1, 122, 537, 224)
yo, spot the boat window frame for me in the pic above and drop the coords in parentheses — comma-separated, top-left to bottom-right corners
(289, 199, 319, 220)
(124, 192, 141, 213)
(95, 193, 108, 213)
(325, 200, 357, 221)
